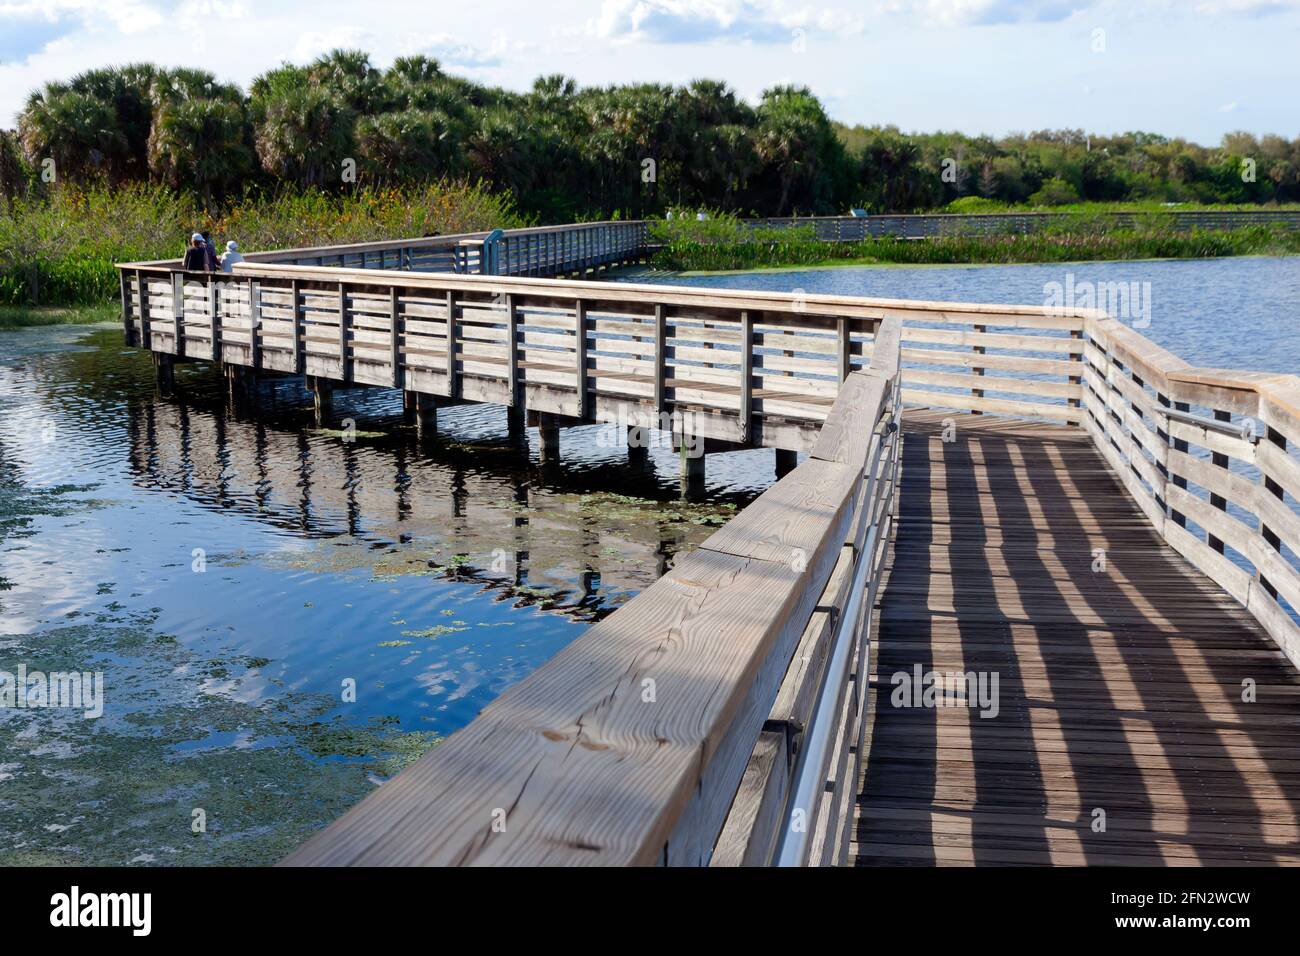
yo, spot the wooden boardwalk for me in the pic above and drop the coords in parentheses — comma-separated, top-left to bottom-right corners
(118, 229, 1300, 867)
(854, 411, 1300, 866)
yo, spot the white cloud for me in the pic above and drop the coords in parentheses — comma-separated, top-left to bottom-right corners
(0, 0, 163, 34)
(290, 26, 376, 62)
(178, 0, 249, 22)
(868, 0, 1087, 26)
(834, 0, 1300, 26)
(398, 31, 515, 69)
(590, 0, 864, 44)
(1195, 0, 1296, 12)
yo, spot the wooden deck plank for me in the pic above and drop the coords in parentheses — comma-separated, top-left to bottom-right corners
(852, 411, 1300, 868)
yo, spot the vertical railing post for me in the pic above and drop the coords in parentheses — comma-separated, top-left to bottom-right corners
(445, 290, 458, 399)
(1208, 409, 1231, 553)
(171, 272, 185, 356)
(971, 323, 985, 413)
(653, 304, 667, 414)
(574, 300, 588, 419)
(1170, 400, 1190, 527)
(740, 311, 754, 444)
(288, 279, 300, 374)
(1154, 391, 1172, 517)
(1107, 359, 1125, 431)
(1068, 328, 1083, 416)
(1259, 426, 1286, 599)
(506, 293, 519, 406)
(390, 286, 403, 389)
(206, 277, 219, 362)
(248, 278, 261, 369)
(837, 317, 851, 383)
(337, 282, 349, 382)
(136, 269, 151, 348)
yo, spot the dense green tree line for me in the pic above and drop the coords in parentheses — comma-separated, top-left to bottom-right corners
(3, 49, 1297, 218)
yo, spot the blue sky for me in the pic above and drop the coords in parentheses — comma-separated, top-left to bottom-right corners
(1, 0, 1297, 143)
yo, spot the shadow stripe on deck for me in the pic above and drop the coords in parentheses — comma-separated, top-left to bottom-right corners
(852, 411, 1300, 867)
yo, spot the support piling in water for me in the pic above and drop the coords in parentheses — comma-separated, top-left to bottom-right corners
(627, 425, 649, 466)
(153, 352, 175, 396)
(225, 363, 260, 408)
(675, 432, 706, 499)
(412, 392, 438, 442)
(507, 405, 526, 446)
(307, 376, 333, 427)
(775, 448, 798, 479)
(538, 413, 561, 465)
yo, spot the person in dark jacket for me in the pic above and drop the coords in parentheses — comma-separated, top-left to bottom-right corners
(201, 231, 219, 271)
(182, 233, 209, 271)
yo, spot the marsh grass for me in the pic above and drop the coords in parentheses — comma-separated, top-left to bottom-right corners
(0, 181, 523, 310)
(650, 211, 1300, 272)
(0, 302, 120, 328)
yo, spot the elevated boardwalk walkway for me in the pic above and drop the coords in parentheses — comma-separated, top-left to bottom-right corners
(116, 223, 1300, 867)
(856, 411, 1300, 866)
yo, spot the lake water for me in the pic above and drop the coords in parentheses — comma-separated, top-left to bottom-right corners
(2, 255, 1294, 865)
(0, 324, 773, 865)
(650, 256, 1300, 373)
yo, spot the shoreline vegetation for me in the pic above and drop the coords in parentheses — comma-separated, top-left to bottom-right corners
(647, 213, 1300, 273)
(5, 198, 1300, 327)
(0, 303, 119, 328)
(0, 182, 523, 312)
(6, 49, 1300, 324)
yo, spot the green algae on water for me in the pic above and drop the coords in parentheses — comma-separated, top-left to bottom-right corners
(0, 616, 440, 866)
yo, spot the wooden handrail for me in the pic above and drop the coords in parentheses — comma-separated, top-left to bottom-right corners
(118, 253, 1105, 453)
(115, 220, 645, 270)
(1081, 315, 1300, 668)
(279, 316, 904, 866)
(115, 228, 1300, 862)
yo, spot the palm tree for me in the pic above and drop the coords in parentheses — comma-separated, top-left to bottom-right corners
(308, 49, 382, 114)
(388, 55, 443, 86)
(68, 64, 157, 180)
(466, 107, 538, 195)
(150, 68, 242, 106)
(254, 87, 356, 188)
(0, 130, 27, 199)
(148, 98, 253, 205)
(18, 85, 126, 184)
(356, 109, 464, 184)
(754, 86, 838, 215)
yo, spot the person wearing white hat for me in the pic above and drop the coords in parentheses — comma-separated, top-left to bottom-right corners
(182, 233, 209, 272)
(220, 240, 244, 273)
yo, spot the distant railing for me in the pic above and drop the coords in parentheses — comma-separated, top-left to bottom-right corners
(745, 210, 1300, 240)
(123, 220, 650, 278)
